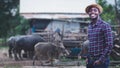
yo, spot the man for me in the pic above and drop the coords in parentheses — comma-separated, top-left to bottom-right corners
(53, 28, 62, 42)
(53, 28, 69, 55)
(85, 4, 113, 68)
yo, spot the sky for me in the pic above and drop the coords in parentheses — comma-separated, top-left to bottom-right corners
(20, 0, 115, 13)
(106, 0, 115, 5)
(20, 0, 96, 13)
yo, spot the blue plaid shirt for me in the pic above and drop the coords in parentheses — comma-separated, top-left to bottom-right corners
(88, 18, 113, 62)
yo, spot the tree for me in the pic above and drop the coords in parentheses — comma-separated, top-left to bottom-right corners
(14, 16, 29, 35)
(96, 0, 116, 25)
(115, 0, 120, 25)
(0, 0, 19, 38)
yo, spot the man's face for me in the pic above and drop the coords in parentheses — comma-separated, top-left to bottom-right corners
(88, 7, 100, 19)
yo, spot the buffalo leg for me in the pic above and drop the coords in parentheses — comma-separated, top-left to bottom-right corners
(47, 51, 54, 66)
(28, 51, 33, 59)
(33, 55, 37, 66)
(13, 48, 19, 60)
(18, 49, 22, 60)
(8, 46, 13, 58)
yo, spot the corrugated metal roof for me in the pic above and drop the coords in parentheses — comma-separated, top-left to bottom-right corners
(20, 13, 89, 19)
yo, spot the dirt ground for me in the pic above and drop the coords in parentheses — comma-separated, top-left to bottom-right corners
(0, 48, 86, 68)
(0, 48, 118, 68)
(0, 48, 36, 67)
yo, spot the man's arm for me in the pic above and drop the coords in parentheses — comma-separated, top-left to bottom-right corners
(99, 23, 113, 63)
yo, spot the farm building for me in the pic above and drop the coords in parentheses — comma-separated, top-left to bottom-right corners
(20, 0, 96, 47)
(19, 0, 120, 62)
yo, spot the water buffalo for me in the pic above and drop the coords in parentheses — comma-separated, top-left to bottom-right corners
(33, 42, 69, 66)
(33, 31, 69, 66)
(7, 35, 25, 58)
(80, 40, 89, 59)
(8, 35, 45, 60)
(7, 36, 15, 58)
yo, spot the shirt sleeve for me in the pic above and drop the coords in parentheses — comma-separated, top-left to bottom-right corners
(99, 23, 113, 63)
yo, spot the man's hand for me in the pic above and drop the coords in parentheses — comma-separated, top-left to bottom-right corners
(94, 60, 101, 65)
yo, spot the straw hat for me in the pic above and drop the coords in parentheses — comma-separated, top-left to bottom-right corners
(85, 4, 103, 14)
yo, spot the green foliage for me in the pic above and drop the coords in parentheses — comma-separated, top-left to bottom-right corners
(14, 17, 29, 35)
(0, 0, 29, 38)
(0, 0, 19, 38)
(116, 0, 120, 20)
(96, 0, 116, 25)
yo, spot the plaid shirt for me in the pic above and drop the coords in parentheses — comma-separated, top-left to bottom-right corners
(88, 18, 113, 62)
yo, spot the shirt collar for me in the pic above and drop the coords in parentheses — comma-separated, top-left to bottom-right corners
(89, 17, 102, 27)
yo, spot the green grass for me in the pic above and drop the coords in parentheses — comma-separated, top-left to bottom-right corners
(0, 38, 3, 41)
(0, 45, 8, 49)
(0, 38, 8, 49)
(3, 65, 22, 68)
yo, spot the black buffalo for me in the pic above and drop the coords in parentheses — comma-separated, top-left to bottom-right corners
(8, 35, 45, 60)
(7, 36, 15, 58)
(7, 36, 24, 58)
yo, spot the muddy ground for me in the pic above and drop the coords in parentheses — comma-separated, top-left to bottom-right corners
(0, 48, 87, 68)
(0, 48, 119, 68)
(0, 48, 41, 67)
